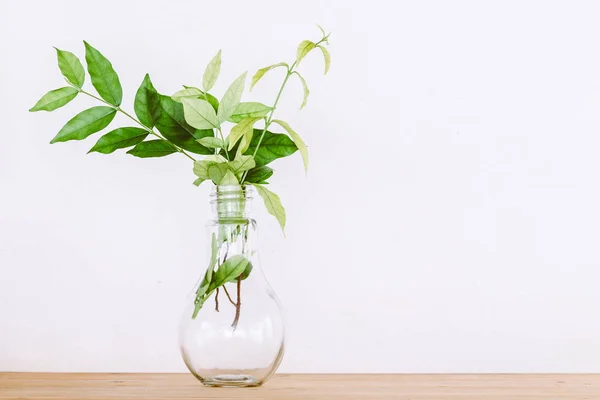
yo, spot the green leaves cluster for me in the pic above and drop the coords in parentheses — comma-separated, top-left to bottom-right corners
(31, 26, 331, 234)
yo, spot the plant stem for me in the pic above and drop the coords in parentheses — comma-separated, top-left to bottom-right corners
(217, 127, 231, 161)
(77, 88, 196, 162)
(231, 277, 242, 330)
(222, 285, 237, 306)
(215, 287, 220, 312)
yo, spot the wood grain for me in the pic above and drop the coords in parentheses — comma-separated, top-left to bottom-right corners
(1, 373, 599, 400)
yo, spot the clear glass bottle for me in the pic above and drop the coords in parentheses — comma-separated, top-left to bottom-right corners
(179, 185, 285, 387)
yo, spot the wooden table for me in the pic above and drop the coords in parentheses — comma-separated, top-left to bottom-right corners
(1, 373, 599, 399)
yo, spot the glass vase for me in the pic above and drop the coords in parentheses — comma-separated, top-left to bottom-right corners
(179, 185, 285, 387)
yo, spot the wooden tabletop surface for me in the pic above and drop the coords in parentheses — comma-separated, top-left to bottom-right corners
(1, 373, 599, 399)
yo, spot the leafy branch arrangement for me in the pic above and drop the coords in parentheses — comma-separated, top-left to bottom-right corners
(31, 27, 331, 324)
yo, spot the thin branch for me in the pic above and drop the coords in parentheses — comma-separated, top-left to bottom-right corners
(214, 287, 220, 312)
(222, 285, 237, 306)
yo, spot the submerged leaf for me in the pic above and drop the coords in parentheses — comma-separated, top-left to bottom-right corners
(209, 255, 249, 291)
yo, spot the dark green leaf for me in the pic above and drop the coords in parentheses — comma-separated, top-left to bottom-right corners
(134, 74, 161, 128)
(127, 140, 177, 158)
(84, 41, 123, 106)
(244, 129, 298, 167)
(55, 48, 85, 88)
(88, 127, 148, 154)
(50, 106, 116, 143)
(155, 95, 213, 155)
(209, 255, 249, 291)
(244, 166, 273, 184)
(30, 87, 78, 112)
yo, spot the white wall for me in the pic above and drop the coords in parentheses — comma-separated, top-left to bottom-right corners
(2, 0, 600, 373)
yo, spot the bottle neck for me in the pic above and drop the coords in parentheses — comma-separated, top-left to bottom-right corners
(210, 185, 253, 221)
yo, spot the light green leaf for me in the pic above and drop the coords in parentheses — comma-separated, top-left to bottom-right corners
(204, 154, 228, 163)
(134, 74, 161, 128)
(227, 155, 255, 175)
(193, 160, 216, 179)
(202, 50, 222, 92)
(171, 87, 202, 102)
(192, 178, 206, 187)
(317, 24, 326, 37)
(88, 127, 148, 154)
(198, 137, 224, 149)
(252, 183, 286, 232)
(229, 102, 272, 123)
(182, 97, 219, 129)
(127, 140, 178, 158)
(55, 48, 85, 88)
(236, 129, 253, 155)
(228, 117, 261, 150)
(83, 41, 122, 106)
(317, 45, 331, 74)
(244, 129, 298, 167)
(208, 163, 231, 184)
(30, 87, 78, 112)
(183, 86, 219, 112)
(293, 72, 310, 109)
(209, 255, 249, 291)
(156, 95, 213, 154)
(217, 72, 247, 123)
(272, 119, 309, 172)
(244, 166, 274, 184)
(250, 62, 288, 90)
(296, 40, 316, 66)
(50, 106, 116, 144)
(220, 169, 239, 185)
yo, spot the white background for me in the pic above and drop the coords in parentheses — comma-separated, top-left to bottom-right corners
(1, 0, 600, 373)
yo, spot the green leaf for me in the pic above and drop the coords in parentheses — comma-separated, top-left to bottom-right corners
(208, 163, 231, 184)
(196, 233, 219, 297)
(127, 140, 177, 158)
(227, 155, 255, 176)
(193, 178, 205, 186)
(272, 119, 309, 172)
(156, 96, 213, 155)
(134, 74, 161, 128)
(244, 166, 274, 184)
(183, 86, 219, 112)
(55, 48, 85, 88)
(317, 24, 326, 37)
(88, 127, 148, 154)
(30, 87, 78, 112)
(220, 169, 239, 185)
(252, 184, 286, 232)
(250, 62, 288, 90)
(317, 45, 331, 74)
(83, 41, 122, 106)
(202, 50, 222, 92)
(228, 102, 272, 123)
(172, 87, 202, 102)
(209, 255, 249, 291)
(193, 160, 216, 179)
(296, 40, 316, 66)
(217, 72, 247, 123)
(240, 262, 253, 280)
(228, 117, 261, 151)
(293, 72, 310, 109)
(50, 106, 116, 144)
(198, 137, 224, 149)
(181, 97, 219, 129)
(244, 129, 298, 167)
